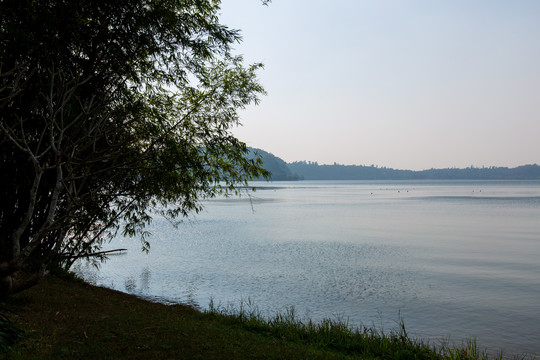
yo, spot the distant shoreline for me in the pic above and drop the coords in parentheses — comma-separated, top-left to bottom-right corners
(287, 162, 540, 181)
(249, 148, 540, 181)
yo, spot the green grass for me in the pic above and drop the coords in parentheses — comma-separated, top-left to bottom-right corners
(205, 299, 533, 360)
(0, 274, 535, 360)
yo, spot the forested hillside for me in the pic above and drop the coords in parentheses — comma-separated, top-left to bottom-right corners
(250, 149, 540, 180)
(249, 148, 303, 181)
(288, 161, 540, 180)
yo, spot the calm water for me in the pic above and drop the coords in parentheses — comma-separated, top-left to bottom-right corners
(76, 180, 540, 356)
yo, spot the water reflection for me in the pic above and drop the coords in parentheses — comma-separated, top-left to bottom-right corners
(124, 276, 136, 293)
(140, 267, 151, 293)
(183, 274, 201, 308)
(121, 267, 151, 295)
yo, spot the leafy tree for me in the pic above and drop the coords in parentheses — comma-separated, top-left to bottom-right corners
(0, 0, 269, 295)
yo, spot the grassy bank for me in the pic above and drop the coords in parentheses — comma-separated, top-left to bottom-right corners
(0, 274, 532, 359)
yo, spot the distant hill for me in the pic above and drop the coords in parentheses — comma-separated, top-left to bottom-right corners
(248, 148, 303, 181)
(288, 161, 540, 180)
(287, 162, 413, 180)
(415, 164, 540, 180)
(248, 148, 540, 181)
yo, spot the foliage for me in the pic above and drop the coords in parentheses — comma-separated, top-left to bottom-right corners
(0, 0, 269, 295)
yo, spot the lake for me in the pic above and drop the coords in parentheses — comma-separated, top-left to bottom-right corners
(75, 180, 540, 356)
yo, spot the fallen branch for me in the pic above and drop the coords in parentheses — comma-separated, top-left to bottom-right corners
(60, 248, 128, 259)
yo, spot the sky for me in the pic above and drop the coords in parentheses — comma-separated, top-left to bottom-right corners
(219, 0, 540, 170)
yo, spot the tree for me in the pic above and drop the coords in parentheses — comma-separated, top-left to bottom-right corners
(0, 0, 270, 296)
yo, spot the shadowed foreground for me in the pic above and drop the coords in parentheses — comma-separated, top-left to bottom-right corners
(1, 275, 525, 360)
(2, 275, 353, 359)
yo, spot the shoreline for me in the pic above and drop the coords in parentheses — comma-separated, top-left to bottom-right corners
(2, 274, 535, 359)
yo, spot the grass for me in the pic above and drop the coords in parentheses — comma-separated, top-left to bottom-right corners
(0, 273, 535, 360)
(0, 304, 24, 353)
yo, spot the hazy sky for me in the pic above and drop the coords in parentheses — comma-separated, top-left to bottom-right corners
(220, 1, 540, 170)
